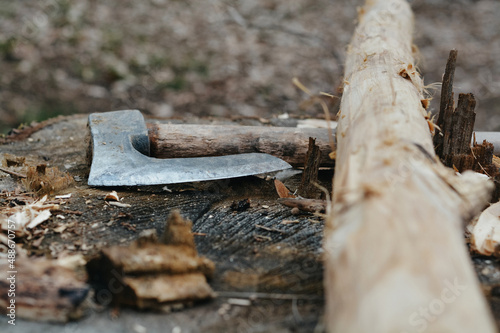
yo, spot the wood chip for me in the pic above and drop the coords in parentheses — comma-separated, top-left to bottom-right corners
(86, 210, 215, 311)
(0, 195, 58, 237)
(281, 219, 300, 225)
(54, 224, 68, 233)
(109, 201, 131, 208)
(493, 155, 500, 169)
(274, 179, 296, 198)
(469, 202, 500, 256)
(100, 242, 214, 276)
(104, 190, 119, 201)
(31, 236, 44, 248)
(121, 273, 215, 311)
(0, 166, 27, 178)
(255, 224, 286, 234)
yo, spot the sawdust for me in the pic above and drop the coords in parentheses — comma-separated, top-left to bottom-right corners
(0, 195, 59, 238)
(22, 164, 74, 196)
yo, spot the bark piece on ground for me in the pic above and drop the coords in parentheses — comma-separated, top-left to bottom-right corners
(87, 210, 215, 311)
(323, 1, 497, 332)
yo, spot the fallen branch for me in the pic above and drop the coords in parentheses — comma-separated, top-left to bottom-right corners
(0, 166, 26, 178)
(323, 1, 496, 332)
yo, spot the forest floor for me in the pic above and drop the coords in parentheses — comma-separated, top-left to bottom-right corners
(1, 0, 499, 133)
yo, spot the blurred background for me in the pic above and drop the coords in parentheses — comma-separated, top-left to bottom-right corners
(0, 0, 499, 134)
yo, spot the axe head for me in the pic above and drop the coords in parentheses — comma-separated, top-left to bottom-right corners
(87, 110, 292, 186)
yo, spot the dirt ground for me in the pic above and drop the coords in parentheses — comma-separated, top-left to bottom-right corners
(1, 0, 499, 134)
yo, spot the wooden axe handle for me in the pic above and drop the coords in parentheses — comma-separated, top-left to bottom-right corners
(146, 123, 334, 167)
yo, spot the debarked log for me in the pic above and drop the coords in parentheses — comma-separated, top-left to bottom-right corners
(323, 1, 497, 332)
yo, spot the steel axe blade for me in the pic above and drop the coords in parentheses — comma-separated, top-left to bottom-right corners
(87, 110, 292, 186)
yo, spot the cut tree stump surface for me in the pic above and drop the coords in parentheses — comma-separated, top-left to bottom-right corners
(1, 115, 500, 332)
(0, 115, 326, 333)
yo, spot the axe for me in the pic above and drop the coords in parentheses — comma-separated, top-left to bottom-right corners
(87, 110, 500, 186)
(87, 110, 334, 186)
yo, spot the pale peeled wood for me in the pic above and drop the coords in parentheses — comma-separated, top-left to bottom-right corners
(324, 1, 497, 332)
(469, 201, 500, 256)
(147, 123, 334, 167)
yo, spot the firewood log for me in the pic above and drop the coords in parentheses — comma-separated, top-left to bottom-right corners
(323, 1, 497, 332)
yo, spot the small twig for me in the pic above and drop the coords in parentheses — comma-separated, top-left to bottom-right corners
(227, 298, 251, 306)
(253, 234, 272, 242)
(108, 201, 131, 208)
(281, 219, 300, 225)
(52, 209, 83, 216)
(292, 77, 336, 155)
(0, 166, 27, 178)
(278, 198, 326, 213)
(255, 224, 286, 234)
(215, 291, 323, 301)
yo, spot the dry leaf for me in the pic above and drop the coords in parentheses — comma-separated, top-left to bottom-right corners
(274, 179, 295, 198)
(469, 202, 500, 256)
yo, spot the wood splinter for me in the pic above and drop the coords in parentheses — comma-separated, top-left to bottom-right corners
(298, 137, 322, 199)
(434, 50, 499, 178)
